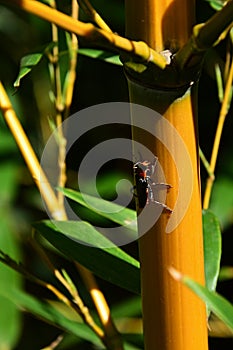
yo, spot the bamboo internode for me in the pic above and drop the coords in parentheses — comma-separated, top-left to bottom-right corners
(125, 1, 209, 349)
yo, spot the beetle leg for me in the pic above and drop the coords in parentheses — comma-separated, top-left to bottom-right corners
(152, 200, 173, 213)
(151, 182, 172, 190)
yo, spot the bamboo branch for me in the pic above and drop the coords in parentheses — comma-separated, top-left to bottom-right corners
(199, 148, 215, 180)
(63, 0, 79, 119)
(175, 0, 233, 69)
(78, 264, 124, 350)
(41, 335, 63, 350)
(0, 82, 65, 220)
(1, 0, 167, 69)
(48, 0, 67, 209)
(78, 0, 112, 33)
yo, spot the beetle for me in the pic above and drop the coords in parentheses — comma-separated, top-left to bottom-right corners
(133, 157, 172, 212)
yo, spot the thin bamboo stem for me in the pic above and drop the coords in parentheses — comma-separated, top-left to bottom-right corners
(203, 56, 233, 209)
(41, 335, 63, 350)
(49, 0, 67, 208)
(78, 264, 123, 350)
(199, 148, 215, 180)
(0, 82, 65, 220)
(78, 0, 112, 33)
(63, 0, 79, 120)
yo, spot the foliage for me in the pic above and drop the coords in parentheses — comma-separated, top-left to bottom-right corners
(0, 0, 233, 349)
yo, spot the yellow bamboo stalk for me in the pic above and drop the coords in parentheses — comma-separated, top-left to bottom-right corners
(125, 0, 195, 52)
(125, 1, 208, 349)
(78, 264, 123, 350)
(0, 81, 64, 220)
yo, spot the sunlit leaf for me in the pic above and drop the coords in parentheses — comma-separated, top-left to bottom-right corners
(14, 53, 43, 87)
(34, 220, 140, 294)
(58, 187, 137, 233)
(204, 0, 226, 11)
(0, 287, 102, 346)
(14, 43, 56, 87)
(203, 209, 222, 293)
(171, 269, 233, 332)
(78, 48, 122, 66)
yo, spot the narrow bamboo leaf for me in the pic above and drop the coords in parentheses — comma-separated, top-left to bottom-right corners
(78, 48, 122, 66)
(34, 220, 141, 294)
(203, 209, 222, 292)
(210, 176, 233, 228)
(59, 187, 137, 233)
(124, 61, 147, 73)
(0, 287, 102, 346)
(0, 216, 22, 350)
(204, 0, 225, 11)
(47, 301, 142, 349)
(0, 162, 22, 349)
(123, 340, 143, 350)
(177, 271, 233, 332)
(14, 53, 43, 87)
(13, 43, 56, 88)
(208, 313, 233, 337)
(112, 297, 142, 318)
(215, 64, 224, 103)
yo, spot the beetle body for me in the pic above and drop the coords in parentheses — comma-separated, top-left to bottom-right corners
(133, 157, 172, 212)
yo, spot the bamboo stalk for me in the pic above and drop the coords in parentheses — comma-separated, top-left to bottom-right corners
(78, 264, 123, 350)
(0, 82, 64, 220)
(125, 1, 208, 349)
(125, 0, 195, 52)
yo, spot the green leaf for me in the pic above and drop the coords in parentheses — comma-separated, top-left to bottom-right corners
(179, 273, 233, 332)
(0, 287, 102, 346)
(0, 218, 22, 350)
(34, 220, 140, 294)
(112, 297, 142, 318)
(204, 0, 226, 11)
(78, 48, 122, 66)
(0, 161, 22, 349)
(13, 43, 56, 88)
(203, 209, 222, 292)
(14, 53, 43, 87)
(124, 61, 147, 73)
(59, 187, 137, 233)
(210, 176, 233, 229)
